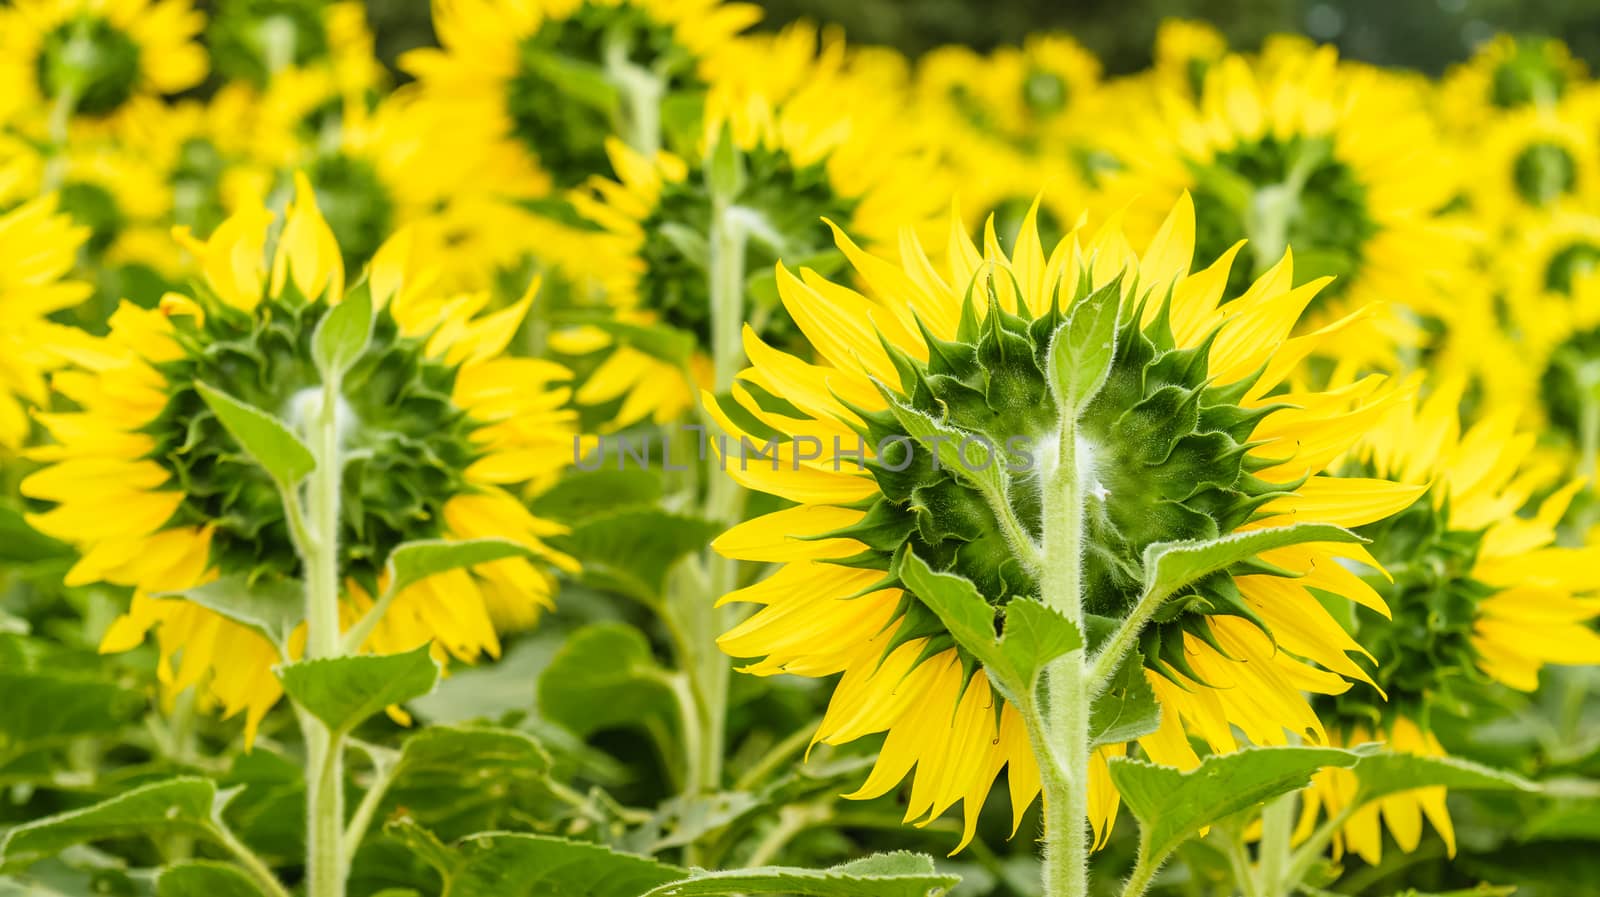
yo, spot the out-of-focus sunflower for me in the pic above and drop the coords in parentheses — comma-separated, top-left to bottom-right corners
(1094, 45, 1465, 367)
(1478, 212, 1600, 471)
(1149, 18, 1227, 100)
(913, 37, 1101, 241)
(1300, 382, 1600, 864)
(401, 0, 761, 199)
(206, 0, 382, 93)
(1441, 34, 1584, 127)
(1468, 104, 1599, 226)
(5, 138, 184, 320)
(22, 177, 580, 741)
(116, 95, 264, 239)
(0, 195, 91, 450)
(564, 25, 945, 429)
(0, 0, 206, 126)
(708, 195, 1420, 850)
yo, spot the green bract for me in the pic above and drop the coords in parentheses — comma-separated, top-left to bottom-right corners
(1324, 483, 1492, 727)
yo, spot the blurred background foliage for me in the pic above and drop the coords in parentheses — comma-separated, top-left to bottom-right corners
(358, 0, 1600, 76)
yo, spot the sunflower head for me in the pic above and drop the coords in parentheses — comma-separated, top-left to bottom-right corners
(710, 194, 1420, 847)
(405, 0, 760, 196)
(24, 175, 581, 735)
(0, 195, 91, 450)
(1325, 382, 1600, 731)
(1, 0, 207, 121)
(564, 27, 944, 428)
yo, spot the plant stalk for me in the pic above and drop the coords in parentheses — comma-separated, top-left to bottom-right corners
(1039, 421, 1091, 897)
(303, 379, 347, 897)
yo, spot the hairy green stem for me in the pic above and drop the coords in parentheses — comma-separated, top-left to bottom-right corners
(1119, 838, 1160, 897)
(1039, 423, 1090, 897)
(302, 379, 347, 897)
(214, 821, 295, 897)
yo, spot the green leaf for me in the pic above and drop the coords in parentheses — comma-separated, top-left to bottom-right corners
(525, 51, 620, 114)
(0, 670, 144, 743)
(1348, 748, 1537, 804)
(640, 851, 960, 897)
(537, 624, 676, 738)
(1047, 277, 1121, 417)
(897, 551, 1080, 702)
(385, 539, 532, 598)
(156, 862, 264, 897)
(999, 598, 1085, 690)
(1109, 746, 1358, 862)
(706, 124, 746, 199)
(1143, 523, 1361, 599)
(388, 824, 683, 897)
(312, 283, 374, 379)
(384, 726, 554, 834)
(0, 778, 236, 869)
(154, 575, 301, 655)
(1090, 652, 1161, 747)
(277, 644, 439, 734)
(530, 469, 663, 523)
(0, 505, 71, 565)
(195, 382, 315, 488)
(557, 510, 720, 605)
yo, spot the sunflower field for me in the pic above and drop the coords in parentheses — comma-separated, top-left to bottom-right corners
(4, 2, 1600, 896)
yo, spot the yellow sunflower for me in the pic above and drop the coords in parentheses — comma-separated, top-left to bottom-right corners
(22, 176, 580, 742)
(707, 194, 1421, 850)
(0, 0, 206, 126)
(563, 24, 946, 429)
(205, 0, 383, 93)
(1298, 381, 1600, 864)
(400, 0, 761, 199)
(0, 195, 91, 450)
(1468, 102, 1600, 226)
(1441, 34, 1585, 128)
(913, 37, 1100, 241)
(1150, 18, 1228, 100)
(1092, 44, 1466, 368)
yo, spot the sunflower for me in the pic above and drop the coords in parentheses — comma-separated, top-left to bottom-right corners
(1092, 45, 1465, 368)
(563, 24, 946, 429)
(0, 0, 206, 126)
(0, 195, 91, 450)
(1149, 18, 1227, 100)
(913, 38, 1101, 241)
(707, 194, 1422, 850)
(1298, 381, 1600, 864)
(206, 0, 383, 92)
(400, 0, 760, 200)
(1467, 103, 1599, 226)
(21, 176, 580, 742)
(5, 136, 185, 322)
(1441, 34, 1585, 128)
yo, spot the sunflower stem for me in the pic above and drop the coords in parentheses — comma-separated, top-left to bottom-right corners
(673, 178, 750, 866)
(1256, 792, 1297, 896)
(1283, 801, 1359, 891)
(604, 37, 664, 159)
(301, 377, 348, 897)
(1039, 421, 1091, 897)
(1118, 836, 1160, 897)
